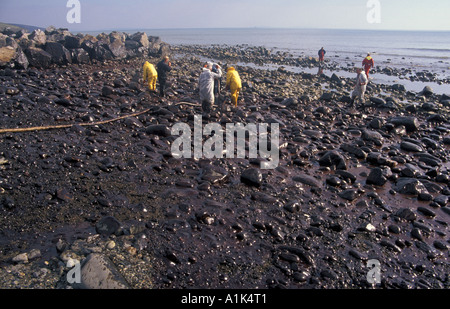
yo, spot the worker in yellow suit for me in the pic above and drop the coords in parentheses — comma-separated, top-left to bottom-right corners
(143, 61, 158, 92)
(225, 67, 242, 107)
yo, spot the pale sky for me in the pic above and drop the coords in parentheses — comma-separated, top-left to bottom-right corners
(1, 0, 449, 32)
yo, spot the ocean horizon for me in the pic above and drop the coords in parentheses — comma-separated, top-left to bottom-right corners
(80, 27, 450, 64)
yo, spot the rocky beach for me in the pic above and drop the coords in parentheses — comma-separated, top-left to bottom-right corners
(0, 26, 449, 290)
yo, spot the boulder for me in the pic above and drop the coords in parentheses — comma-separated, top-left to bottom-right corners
(46, 27, 71, 43)
(64, 35, 82, 49)
(108, 39, 127, 59)
(92, 42, 114, 61)
(74, 253, 129, 289)
(71, 48, 90, 64)
(25, 47, 52, 68)
(107, 32, 128, 59)
(28, 29, 47, 46)
(0, 34, 28, 69)
(45, 42, 72, 65)
(158, 43, 171, 58)
(125, 39, 140, 50)
(129, 32, 150, 49)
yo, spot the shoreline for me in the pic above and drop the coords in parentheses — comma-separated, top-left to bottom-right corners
(0, 32, 449, 290)
(172, 44, 450, 95)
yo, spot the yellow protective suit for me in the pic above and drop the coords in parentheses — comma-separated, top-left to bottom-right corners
(143, 61, 158, 92)
(226, 67, 242, 107)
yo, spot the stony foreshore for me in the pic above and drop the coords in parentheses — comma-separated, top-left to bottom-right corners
(0, 27, 449, 290)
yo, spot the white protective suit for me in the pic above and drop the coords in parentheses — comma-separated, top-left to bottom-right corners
(351, 71, 368, 102)
(199, 65, 222, 104)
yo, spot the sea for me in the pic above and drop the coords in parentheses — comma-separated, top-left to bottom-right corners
(82, 28, 450, 94)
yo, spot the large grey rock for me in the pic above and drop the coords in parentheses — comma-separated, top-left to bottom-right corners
(74, 253, 129, 289)
(93, 42, 114, 61)
(107, 31, 127, 59)
(108, 39, 127, 59)
(129, 32, 150, 49)
(0, 34, 29, 69)
(28, 29, 47, 46)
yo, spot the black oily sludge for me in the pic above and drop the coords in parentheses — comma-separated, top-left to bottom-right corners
(0, 41, 449, 290)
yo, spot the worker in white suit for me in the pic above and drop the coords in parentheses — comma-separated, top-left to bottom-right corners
(198, 62, 222, 113)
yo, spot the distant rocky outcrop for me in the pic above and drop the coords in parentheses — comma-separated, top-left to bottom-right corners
(0, 25, 170, 69)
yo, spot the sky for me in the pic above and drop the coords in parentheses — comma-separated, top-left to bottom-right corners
(1, 0, 449, 32)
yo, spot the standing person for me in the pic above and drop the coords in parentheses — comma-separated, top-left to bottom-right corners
(156, 56, 172, 97)
(212, 63, 222, 97)
(143, 61, 158, 92)
(350, 67, 368, 107)
(362, 53, 375, 79)
(199, 62, 222, 113)
(225, 66, 242, 108)
(318, 47, 326, 64)
(212, 63, 223, 110)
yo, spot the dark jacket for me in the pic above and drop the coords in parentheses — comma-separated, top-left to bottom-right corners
(156, 60, 172, 80)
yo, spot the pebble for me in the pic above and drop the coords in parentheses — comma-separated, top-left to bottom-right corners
(240, 168, 263, 187)
(12, 253, 28, 264)
(95, 216, 122, 235)
(417, 206, 436, 218)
